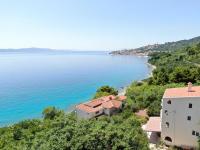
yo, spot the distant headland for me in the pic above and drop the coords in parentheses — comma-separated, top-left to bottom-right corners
(109, 36, 200, 56)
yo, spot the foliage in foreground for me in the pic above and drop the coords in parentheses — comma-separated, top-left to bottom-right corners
(0, 107, 149, 150)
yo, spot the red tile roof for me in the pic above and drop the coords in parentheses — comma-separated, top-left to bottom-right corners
(143, 117, 161, 132)
(101, 95, 115, 102)
(76, 95, 125, 113)
(102, 101, 114, 109)
(85, 99, 103, 107)
(102, 100, 121, 109)
(84, 95, 115, 107)
(117, 95, 127, 101)
(163, 86, 200, 98)
(76, 104, 103, 113)
(111, 100, 122, 108)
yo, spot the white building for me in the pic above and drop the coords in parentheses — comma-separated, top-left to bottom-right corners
(75, 95, 126, 119)
(161, 82, 200, 149)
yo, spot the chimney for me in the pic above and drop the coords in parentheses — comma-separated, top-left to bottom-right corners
(188, 82, 193, 92)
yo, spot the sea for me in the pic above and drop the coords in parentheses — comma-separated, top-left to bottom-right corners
(0, 51, 151, 126)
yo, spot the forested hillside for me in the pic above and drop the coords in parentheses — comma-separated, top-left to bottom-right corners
(110, 36, 200, 55)
(148, 42, 200, 84)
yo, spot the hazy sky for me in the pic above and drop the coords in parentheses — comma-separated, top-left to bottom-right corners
(0, 0, 200, 50)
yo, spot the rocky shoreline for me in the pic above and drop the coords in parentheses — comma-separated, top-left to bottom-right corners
(147, 62, 156, 77)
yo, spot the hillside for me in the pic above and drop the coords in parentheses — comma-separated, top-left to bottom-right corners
(110, 36, 200, 55)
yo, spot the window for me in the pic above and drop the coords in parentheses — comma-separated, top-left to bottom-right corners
(187, 116, 191, 121)
(167, 100, 171, 104)
(196, 132, 199, 137)
(189, 103, 192, 108)
(164, 136, 172, 142)
(164, 110, 168, 115)
(192, 131, 196, 135)
(95, 111, 99, 114)
(166, 122, 169, 128)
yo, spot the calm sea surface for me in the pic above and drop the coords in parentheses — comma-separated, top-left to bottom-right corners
(0, 51, 150, 126)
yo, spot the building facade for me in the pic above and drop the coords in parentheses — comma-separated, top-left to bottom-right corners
(161, 83, 200, 148)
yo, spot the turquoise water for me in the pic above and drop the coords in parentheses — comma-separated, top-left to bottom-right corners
(0, 51, 150, 126)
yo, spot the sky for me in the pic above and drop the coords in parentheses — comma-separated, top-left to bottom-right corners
(0, 0, 200, 50)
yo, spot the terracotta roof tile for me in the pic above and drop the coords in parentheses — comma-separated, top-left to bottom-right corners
(102, 100, 122, 109)
(76, 104, 103, 113)
(102, 101, 114, 109)
(111, 100, 122, 108)
(117, 95, 127, 101)
(85, 99, 103, 107)
(163, 86, 200, 98)
(76, 95, 123, 113)
(101, 95, 116, 102)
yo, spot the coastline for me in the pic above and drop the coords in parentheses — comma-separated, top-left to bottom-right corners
(116, 59, 156, 96)
(146, 62, 156, 77)
(118, 86, 127, 96)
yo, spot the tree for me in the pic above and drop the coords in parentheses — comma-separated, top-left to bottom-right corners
(94, 85, 118, 98)
(13, 126, 23, 140)
(186, 46, 196, 55)
(195, 43, 200, 51)
(152, 67, 169, 85)
(42, 107, 62, 120)
(0, 107, 149, 149)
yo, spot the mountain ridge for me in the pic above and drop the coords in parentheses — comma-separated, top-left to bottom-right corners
(0, 48, 108, 54)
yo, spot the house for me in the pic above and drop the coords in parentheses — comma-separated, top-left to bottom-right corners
(142, 82, 200, 149)
(75, 95, 126, 119)
(161, 82, 200, 149)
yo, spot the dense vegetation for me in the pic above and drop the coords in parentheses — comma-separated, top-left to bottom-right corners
(0, 106, 149, 149)
(1, 41, 200, 149)
(149, 43, 200, 85)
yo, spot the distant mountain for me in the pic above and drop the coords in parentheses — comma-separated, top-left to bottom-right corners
(0, 48, 108, 54)
(110, 36, 200, 56)
(0, 47, 55, 53)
